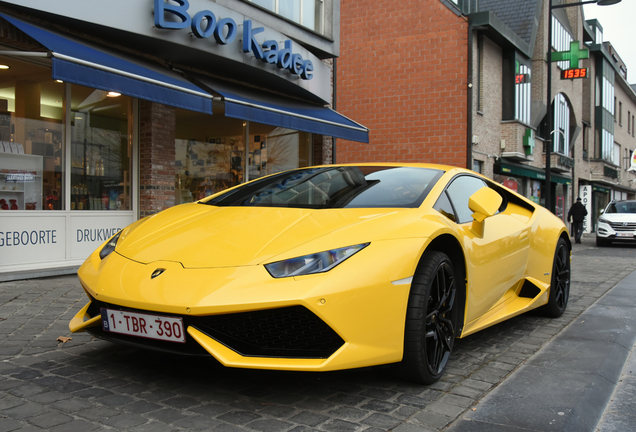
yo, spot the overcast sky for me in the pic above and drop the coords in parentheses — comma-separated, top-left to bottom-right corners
(583, 1, 636, 84)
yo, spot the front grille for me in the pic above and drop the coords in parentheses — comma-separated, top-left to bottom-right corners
(191, 306, 345, 359)
(85, 301, 344, 359)
(609, 221, 636, 232)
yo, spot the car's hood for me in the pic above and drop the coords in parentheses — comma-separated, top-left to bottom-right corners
(600, 213, 636, 223)
(115, 203, 408, 268)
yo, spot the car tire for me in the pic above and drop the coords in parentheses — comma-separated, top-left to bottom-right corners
(541, 238, 570, 318)
(397, 251, 459, 384)
(596, 237, 607, 247)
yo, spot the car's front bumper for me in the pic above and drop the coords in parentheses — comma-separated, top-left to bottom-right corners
(596, 221, 636, 243)
(69, 238, 426, 371)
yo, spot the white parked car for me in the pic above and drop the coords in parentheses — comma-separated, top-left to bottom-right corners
(596, 200, 636, 246)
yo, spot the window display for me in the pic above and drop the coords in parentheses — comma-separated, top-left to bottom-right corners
(174, 108, 311, 204)
(70, 84, 132, 211)
(0, 55, 63, 210)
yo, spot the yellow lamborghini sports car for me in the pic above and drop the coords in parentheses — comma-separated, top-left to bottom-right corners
(70, 164, 571, 384)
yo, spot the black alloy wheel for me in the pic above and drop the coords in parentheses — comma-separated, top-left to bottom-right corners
(398, 251, 459, 384)
(542, 238, 570, 317)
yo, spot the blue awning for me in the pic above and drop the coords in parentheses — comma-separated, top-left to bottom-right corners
(192, 75, 370, 143)
(1, 14, 213, 115)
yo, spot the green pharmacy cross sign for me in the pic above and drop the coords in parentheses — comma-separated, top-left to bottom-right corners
(552, 41, 589, 79)
(551, 41, 589, 67)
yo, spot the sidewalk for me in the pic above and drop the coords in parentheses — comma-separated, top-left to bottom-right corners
(447, 248, 636, 431)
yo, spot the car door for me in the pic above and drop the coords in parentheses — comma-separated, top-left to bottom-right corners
(435, 175, 531, 324)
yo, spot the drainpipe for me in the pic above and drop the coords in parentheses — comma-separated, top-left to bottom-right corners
(332, 58, 337, 164)
(467, 25, 473, 170)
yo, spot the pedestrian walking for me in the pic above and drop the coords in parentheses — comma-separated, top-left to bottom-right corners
(568, 197, 587, 244)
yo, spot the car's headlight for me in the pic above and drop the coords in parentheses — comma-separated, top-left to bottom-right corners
(598, 217, 610, 224)
(265, 243, 369, 278)
(99, 231, 122, 260)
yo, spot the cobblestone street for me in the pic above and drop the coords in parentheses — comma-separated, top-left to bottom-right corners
(1, 237, 635, 432)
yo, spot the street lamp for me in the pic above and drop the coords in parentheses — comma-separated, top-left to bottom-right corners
(545, 0, 621, 213)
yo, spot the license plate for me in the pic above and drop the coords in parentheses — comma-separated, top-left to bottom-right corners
(616, 232, 634, 238)
(101, 308, 186, 343)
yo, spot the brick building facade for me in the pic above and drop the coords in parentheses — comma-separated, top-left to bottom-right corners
(337, 0, 468, 166)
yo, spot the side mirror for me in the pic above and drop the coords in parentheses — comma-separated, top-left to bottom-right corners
(600, 209, 605, 214)
(469, 187, 503, 223)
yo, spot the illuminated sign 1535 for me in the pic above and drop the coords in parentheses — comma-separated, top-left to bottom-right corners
(561, 68, 588, 80)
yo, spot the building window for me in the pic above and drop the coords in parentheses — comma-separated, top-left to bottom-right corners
(613, 142, 621, 167)
(602, 129, 614, 162)
(551, 16, 573, 70)
(249, 0, 324, 33)
(619, 101, 622, 126)
(604, 80, 615, 114)
(629, 111, 632, 134)
(502, 52, 531, 125)
(70, 84, 132, 211)
(515, 62, 531, 125)
(0, 56, 64, 211)
(553, 93, 569, 155)
(472, 159, 483, 174)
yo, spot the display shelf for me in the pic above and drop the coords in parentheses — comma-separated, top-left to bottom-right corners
(0, 152, 43, 210)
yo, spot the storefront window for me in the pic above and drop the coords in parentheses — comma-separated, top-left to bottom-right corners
(174, 107, 311, 204)
(70, 84, 132, 211)
(0, 56, 64, 211)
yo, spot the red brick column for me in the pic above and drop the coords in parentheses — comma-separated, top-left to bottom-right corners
(138, 101, 176, 217)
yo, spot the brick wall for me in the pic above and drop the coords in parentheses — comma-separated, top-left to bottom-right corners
(138, 101, 176, 217)
(337, 0, 468, 167)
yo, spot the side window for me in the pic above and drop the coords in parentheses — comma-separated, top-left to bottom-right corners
(445, 176, 488, 224)
(433, 191, 456, 222)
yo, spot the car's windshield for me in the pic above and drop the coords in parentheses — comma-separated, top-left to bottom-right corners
(606, 201, 636, 214)
(203, 166, 444, 209)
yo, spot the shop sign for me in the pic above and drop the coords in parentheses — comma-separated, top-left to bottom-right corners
(6, 173, 35, 182)
(70, 215, 134, 260)
(0, 215, 66, 267)
(0, 214, 135, 270)
(154, 0, 314, 80)
(558, 156, 574, 168)
(579, 185, 592, 234)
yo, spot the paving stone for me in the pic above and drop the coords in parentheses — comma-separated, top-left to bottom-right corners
(360, 413, 402, 429)
(125, 399, 163, 414)
(246, 419, 295, 432)
(0, 393, 26, 410)
(148, 407, 190, 424)
(101, 413, 149, 429)
(413, 410, 454, 428)
(76, 405, 121, 421)
(0, 417, 23, 432)
(319, 419, 359, 432)
(328, 406, 369, 421)
(3, 401, 49, 419)
(49, 397, 93, 413)
(172, 415, 222, 431)
(289, 411, 329, 427)
(28, 411, 74, 429)
(49, 419, 101, 432)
